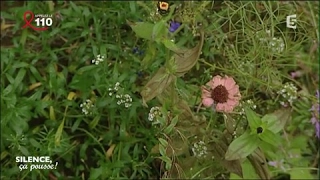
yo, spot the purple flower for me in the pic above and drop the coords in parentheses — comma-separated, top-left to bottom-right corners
(315, 121, 320, 138)
(169, 21, 181, 33)
(132, 47, 144, 56)
(310, 90, 320, 139)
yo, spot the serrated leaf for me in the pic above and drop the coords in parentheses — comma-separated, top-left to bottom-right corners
(127, 20, 154, 40)
(140, 67, 176, 106)
(174, 31, 204, 77)
(263, 108, 291, 134)
(225, 131, 260, 160)
(245, 107, 262, 130)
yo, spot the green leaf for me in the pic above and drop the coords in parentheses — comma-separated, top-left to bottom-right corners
(258, 129, 280, 147)
(158, 138, 168, 147)
(127, 20, 154, 40)
(152, 20, 167, 42)
(162, 39, 180, 52)
(289, 169, 314, 179)
(245, 107, 262, 130)
(89, 167, 103, 180)
(247, 148, 270, 180)
(140, 67, 176, 106)
(225, 131, 260, 160)
(141, 42, 156, 69)
(164, 116, 178, 134)
(13, 68, 26, 90)
(159, 144, 166, 156)
(263, 108, 291, 134)
(159, 156, 172, 170)
(174, 31, 205, 77)
(55, 119, 65, 146)
(89, 115, 101, 129)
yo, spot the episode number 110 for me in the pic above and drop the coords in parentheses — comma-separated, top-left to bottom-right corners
(35, 18, 53, 27)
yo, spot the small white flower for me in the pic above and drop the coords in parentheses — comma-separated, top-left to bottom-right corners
(192, 140, 208, 158)
(80, 99, 94, 115)
(92, 54, 105, 65)
(277, 82, 298, 106)
(148, 106, 162, 124)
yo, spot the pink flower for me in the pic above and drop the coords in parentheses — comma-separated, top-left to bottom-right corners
(201, 75, 241, 113)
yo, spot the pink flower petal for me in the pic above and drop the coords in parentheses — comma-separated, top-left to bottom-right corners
(227, 99, 238, 106)
(228, 85, 240, 96)
(216, 103, 226, 112)
(202, 75, 241, 113)
(212, 75, 224, 88)
(201, 86, 211, 99)
(224, 105, 234, 113)
(224, 77, 236, 90)
(202, 98, 214, 107)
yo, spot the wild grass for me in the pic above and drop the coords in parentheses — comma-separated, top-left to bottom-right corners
(1, 1, 319, 179)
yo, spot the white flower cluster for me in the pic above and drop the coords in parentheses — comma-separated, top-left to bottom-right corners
(91, 54, 105, 65)
(191, 141, 208, 158)
(116, 94, 132, 108)
(277, 82, 298, 107)
(108, 82, 132, 108)
(148, 106, 162, 125)
(269, 37, 285, 53)
(238, 61, 255, 73)
(80, 99, 94, 115)
(257, 30, 285, 53)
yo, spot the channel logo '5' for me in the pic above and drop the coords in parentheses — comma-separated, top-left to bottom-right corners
(22, 11, 53, 31)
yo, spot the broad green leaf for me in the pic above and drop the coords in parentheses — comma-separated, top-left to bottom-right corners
(258, 129, 280, 147)
(174, 31, 204, 77)
(245, 107, 262, 130)
(247, 148, 270, 180)
(140, 67, 176, 106)
(152, 20, 167, 42)
(127, 20, 154, 40)
(162, 38, 180, 52)
(225, 131, 260, 160)
(263, 108, 291, 134)
(89, 167, 103, 180)
(290, 169, 314, 179)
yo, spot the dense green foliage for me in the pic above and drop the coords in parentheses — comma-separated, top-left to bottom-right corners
(1, 1, 319, 179)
